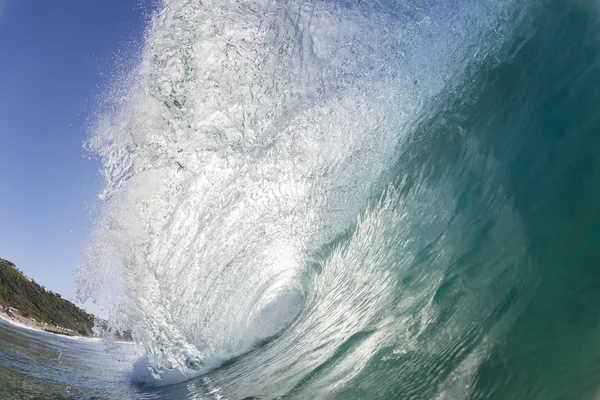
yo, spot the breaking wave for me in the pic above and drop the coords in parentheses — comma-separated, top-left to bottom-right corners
(76, 0, 543, 397)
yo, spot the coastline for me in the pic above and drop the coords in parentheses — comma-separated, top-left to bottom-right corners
(0, 311, 136, 344)
(0, 309, 96, 339)
(0, 310, 44, 332)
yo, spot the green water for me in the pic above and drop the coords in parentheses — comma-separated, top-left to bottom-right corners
(465, 3, 600, 398)
(377, 2, 600, 398)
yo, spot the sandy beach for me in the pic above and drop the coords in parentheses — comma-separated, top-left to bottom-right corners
(0, 310, 136, 344)
(0, 307, 85, 337)
(0, 311, 43, 332)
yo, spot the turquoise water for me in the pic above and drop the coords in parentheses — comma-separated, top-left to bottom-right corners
(4, 0, 600, 399)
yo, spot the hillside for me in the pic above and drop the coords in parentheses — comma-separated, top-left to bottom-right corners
(0, 258, 95, 336)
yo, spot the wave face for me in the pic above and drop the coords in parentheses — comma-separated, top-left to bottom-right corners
(76, 0, 600, 398)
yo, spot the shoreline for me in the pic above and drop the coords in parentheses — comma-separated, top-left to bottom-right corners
(0, 309, 97, 340)
(0, 312, 135, 344)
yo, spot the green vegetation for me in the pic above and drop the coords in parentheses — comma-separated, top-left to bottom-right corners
(0, 258, 95, 336)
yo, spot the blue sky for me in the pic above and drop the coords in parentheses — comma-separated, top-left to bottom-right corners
(0, 1, 148, 303)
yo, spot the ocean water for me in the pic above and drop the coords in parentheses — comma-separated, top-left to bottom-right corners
(4, 0, 600, 399)
(0, 318, 141, 399)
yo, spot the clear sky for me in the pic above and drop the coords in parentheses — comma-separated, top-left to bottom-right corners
(0, 1, 149, 303)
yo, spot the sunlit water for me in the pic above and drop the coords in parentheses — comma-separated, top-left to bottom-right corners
(3, 0, 600, 399)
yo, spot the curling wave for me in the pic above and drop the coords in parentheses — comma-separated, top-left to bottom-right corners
(77, 0, 535, 397)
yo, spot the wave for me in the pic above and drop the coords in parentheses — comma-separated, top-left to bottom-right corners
(77, 0, 534, 396)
